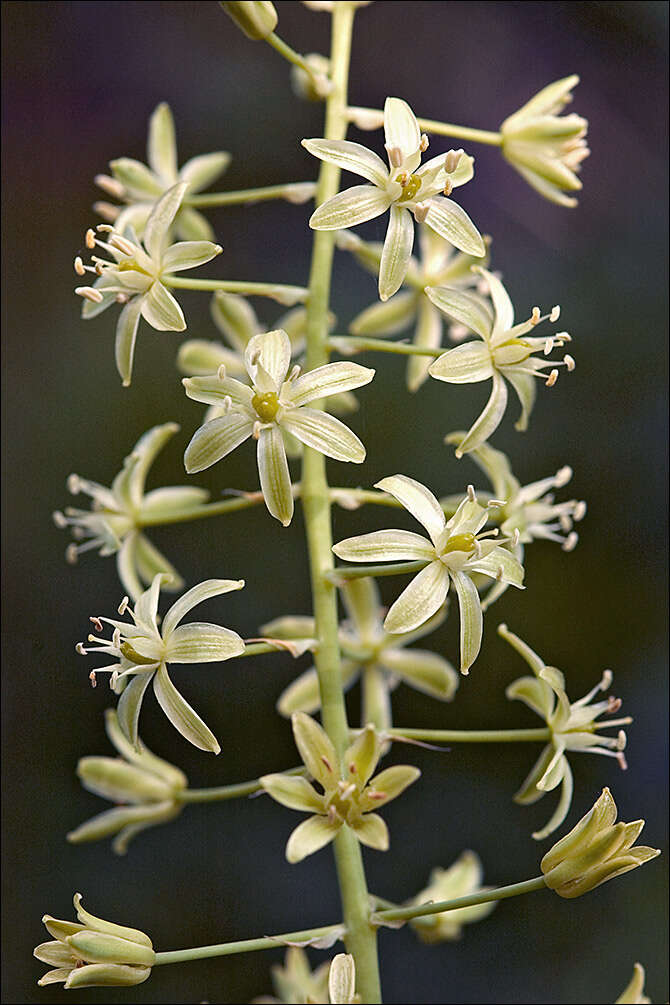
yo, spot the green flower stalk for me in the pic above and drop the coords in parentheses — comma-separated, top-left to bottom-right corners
(54, 422, 207, 601)
(616, 964, 651, 1005)
(96, 102, 231, 241)
(540, 788, 660, 898)
(34, 894, 154, 989)
(265, 577, 457, 731)
(75, 182, 221, 385)
(409, 851, 496, 942)
(261, 714, 420, 862)
(427, 268, 575, 455)
(500, 624, 631, 840)
(304, 96, 485, 300)
(76, 574, 245, 753)
(67, 709, 187, 854)
(333, 475, 524, 673)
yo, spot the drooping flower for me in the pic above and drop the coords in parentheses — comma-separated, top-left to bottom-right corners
(500, 76, 589, 207)
(183, 328, 374, 526)
(261, 714, 420, 862)
(409, 851, 496, 942)
(337, 226, 491, 390)
(67, 709, 187, 855)
(54, 422, 208, 601)
(265, 577, 457, 730)
(615, 964, 651, 1005)
(304, 97, 485, 300)
(540, 788, 660, 898)
(333, 476, 524, 674)
(34, 894, 154, 989)
(253, 947, 331, 1005)
(74, 182, 221, 385)
(427, 268, 575, 455)
(500, 624, 631, 840)
(76, 574, 245, 753)
(442, 436, 586, 610)
(96, 102, 230, 241)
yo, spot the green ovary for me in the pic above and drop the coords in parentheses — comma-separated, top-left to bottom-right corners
(120, 642, 160, 666)
(399, 175, 421, 202)
(252, 391, 280, 422)
(443, 532, 476, 555)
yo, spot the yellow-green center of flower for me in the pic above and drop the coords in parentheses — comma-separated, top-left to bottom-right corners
(399, 174, 422, 201)
(443, 532, 476, 555)
(120, 641, 160, 666)
(252, 391, 280, 422)
(116, 259, 151, 277)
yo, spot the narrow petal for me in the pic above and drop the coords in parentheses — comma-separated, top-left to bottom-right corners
(152, 663, 220, 753)
(302, 138, 389, 187)
(309, 185, 392, 231)
(379, 206, 414, 302)
(450, 570, 483, 674)
(498, 624, 546, 676)
(506, 675, 555, 721)
(407, 298, 442, 393)
(122, 421, 181, 505)
(451, 371, 508, 457)
(110, 157, 163, 199)
(286, 815, 341, 863)
(514, 745, 555, 804)
(350, 813, 389, 851)
(67, 802, 176, 847)
(164, 623, 244, 663)
(423, 196, 486, 257)
(64, 963, 151, 989)
(277, 661, 359, 717)
(140, 282, 185, 332)
(280, 408, 366, 463)
(184, 414, 254, 473)
(361, 765, 421, 810)
(116, 673, 153, 747)
(245, 329, 292, 388)
(143, 182, 188, 259)
(374, 474, 445, 544)
(501, 368, 536, 431)
(134, 533, 183, 592)
(533, 761, 574, 841)
(147, 102, 177, 181)
(285, 362, 375, 408)
(425, 286, 493, 341)
(350, 291, 418, 337)
(183, 374, 254, 409)
(162, 240, 221, 273)
(114, 296, 143, 387)
(478, 268, 514, 333)
(211, 289, 260, 351)
(430, 341, 494, 386)
(179, 151, 231, 191)
(384, 561, 449, 634)
(33, 943, 75, 967)
(466, 547, 524, 587)
(140, 486, 210, 521)
(344, 725, 380, 787)
(380, 648, 458, 700)
(261, 615, 317, 638)
(333, 529, 435, 563)
(176, 206, 216, 241)
(258, 425, 293, 526)
(260, 773, 324, 813)
(384, 97, 421, 164)
(116, 536, 144, 603)
(292, 712, 339, 790)
(162, 578, 245, 636)
(341, 578, 382, 639)
(76, 756, 170, 803)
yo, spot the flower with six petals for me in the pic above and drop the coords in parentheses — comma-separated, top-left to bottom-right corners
(409, 851, 496, 942)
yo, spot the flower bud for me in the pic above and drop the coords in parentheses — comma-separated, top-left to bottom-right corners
(291, 53, 332, 102)
(220, 1, 277, 39)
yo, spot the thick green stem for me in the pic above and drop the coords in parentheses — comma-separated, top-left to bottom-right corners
(186, 182, 316, 207)
(347, 106, 503, 146)
(178, 766, 306, 804)
(153, 923, 343, 966)
(372, 876, 547, 926)
(162, 276, 308, 305)
(388, 727, 551, 744)
(300, 5, 381, 1002)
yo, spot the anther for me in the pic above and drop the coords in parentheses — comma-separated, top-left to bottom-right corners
(561, 531, 578, 551)
(487, 498, 506, 508)
(89, 616, 103, 632)
(67, 473, 81, 493)
(92, 201, 120, 223)
(573, 501, 587, 521)
(252, 420, 262, 440)
(112, 628, 121, 648)
(89, 670, 97, 688)
(75, 286, 104, 303)
(607, 696, 623, 714)
(52, 510, 68, 528)
(419, 133, 429, 153)
(85, 229, 96, 249)
(66, 544, 79, 564)
(387, 145, 403, 168)
(512, 528, 520, 547)
(443, 177, 453, 197)
(217, 363, 227, 380)
(550, 305, 561, 322)
(75, 643, 86, 655)
(250, 350, 260, 366)
(288, 364, 301, 382)
(96, 224, 114, 233)
(444, 150, 462, 173)
(544, 337, 554, 355)
(413, 201, 430, 223)
(74, 256, 86, 276)
(545, 369, 559, 387)
(321, 756, 333, 773)
(616, 730, 627, 751)
(600, 669, 613, 690)
(616, 751, 628, 770)
(110, 234, 135, 256)
(118, 596, 130, 615)
(115, 293, 130, 304)
(95, 263, 104, 276)
(531, 307, 541, 325)
(467, 484, 476, 502)
(94, 174, 125, 199)
(222, 395, 232, 414)
(564, 354, 576, 371)
(555, 466, 573, 487)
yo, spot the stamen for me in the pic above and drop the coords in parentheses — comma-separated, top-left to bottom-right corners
(115, 293, 130, 304)
(531, 307, 541, 325)
(118, 596, 130, 615)
(600, 669, 613, 690)
(89, 670, 97, 688)
(217, 363, 227, 380)
(545, 369, 559, 387)
(75, 643, 86, 655)
(573, 501, 587, 521)
(52, 510, 68, 529)
(94, 174, 125, 199)
(386, 145, 403, 168)
(444, 150, 462, 173)
(419, 133, 429, 153)
(252, 420, 262, 440)
(467, 484, 476, 502)
(564, 354, 576, 371)
(561, 531, 578, 551)
(74, 257, 86, 276)
(75, 286, 104, 304)
(66, 544, 79, 564)
(607, 696, 623, 714)
(550, 305, 561, 322)
(554, 466, 572, 487)
(67, 474, 82, 494)
(109, 234, 135, 256)
(443, 177, 453, 197)
(92, 201, 120, 223)
(89, 616, 103, 632)
(288, 364, 301, 382)
(85, 229, 96, 249)
(222, 395, 233, 414)
(413, 201, 430, 223)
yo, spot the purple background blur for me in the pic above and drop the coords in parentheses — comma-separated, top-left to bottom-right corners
(2, 2, 668, 1002)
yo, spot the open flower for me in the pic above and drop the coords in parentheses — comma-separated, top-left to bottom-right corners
(75, 182, 222, 385)
(67, 709, 187, 855)
(500, 76, 589, 207)
(183, 328, 374, 525)
(96, 102, 230, 241)
(34, 894, 154, 989)
(333, 476, 524, 674)
(54, 422, 208, 601)
(76, 574, 245, 753)
(261, 714, 420, 862)
(616, 964, 651, 1005)
(254, 947, 331, 1005)
(337, 226, 491, 390)
(540, 788, 660, 898)
(265, 577, 457, 731)
(500, 624, 631, 840)
(304, 97, 485, 300)
(409, 851, 496, 942)
(427, 268, 574, 455)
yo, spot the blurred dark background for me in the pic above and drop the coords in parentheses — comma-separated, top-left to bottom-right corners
(2, 2, 668, 1003)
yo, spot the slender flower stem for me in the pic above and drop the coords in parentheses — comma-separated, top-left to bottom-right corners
(185, 182, 316, 208)
(177, 766, 306, 804)
(388, 727, 551, 744)
(266, 30, 326, 83)
(328, 336, 443, 357)
(162, 276, 308, 305)
(300, 6, 381, 1002)
(326, 560, 429, 583)
(372, 876, 547, 926)
(138, 492, 266, 527)
(153, 923, 344, 966)
(346, 106, 503, 146)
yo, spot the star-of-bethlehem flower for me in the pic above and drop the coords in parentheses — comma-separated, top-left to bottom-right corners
(499, 624, 632, 840)
(616, 964, 651, 1005)
(34, 894, 154, 989)
(442, 436, 586, 611)
(95, 101, 231, 242)
(54, 422, 208, 602)
(426, 268, 575, 456)
(500, 75, 589, 208)
(67, 709, 187, 855)
(409, 850, 496, 943)
(303, 97, 486, 301)
(76, 574, 245, 754)
(253, 947, 331, 1005)
(74, 182, 221, 385)
(540, 787, 660, 898)
(263, 577, 457, 730)
(333, 475, 524, 674)
(336, 226, 491, 391)
(261, 714, 420, 863)
(182, 328, 375, 526)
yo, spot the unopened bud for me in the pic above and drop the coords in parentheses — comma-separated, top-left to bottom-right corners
(220, 1, 277, 39)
